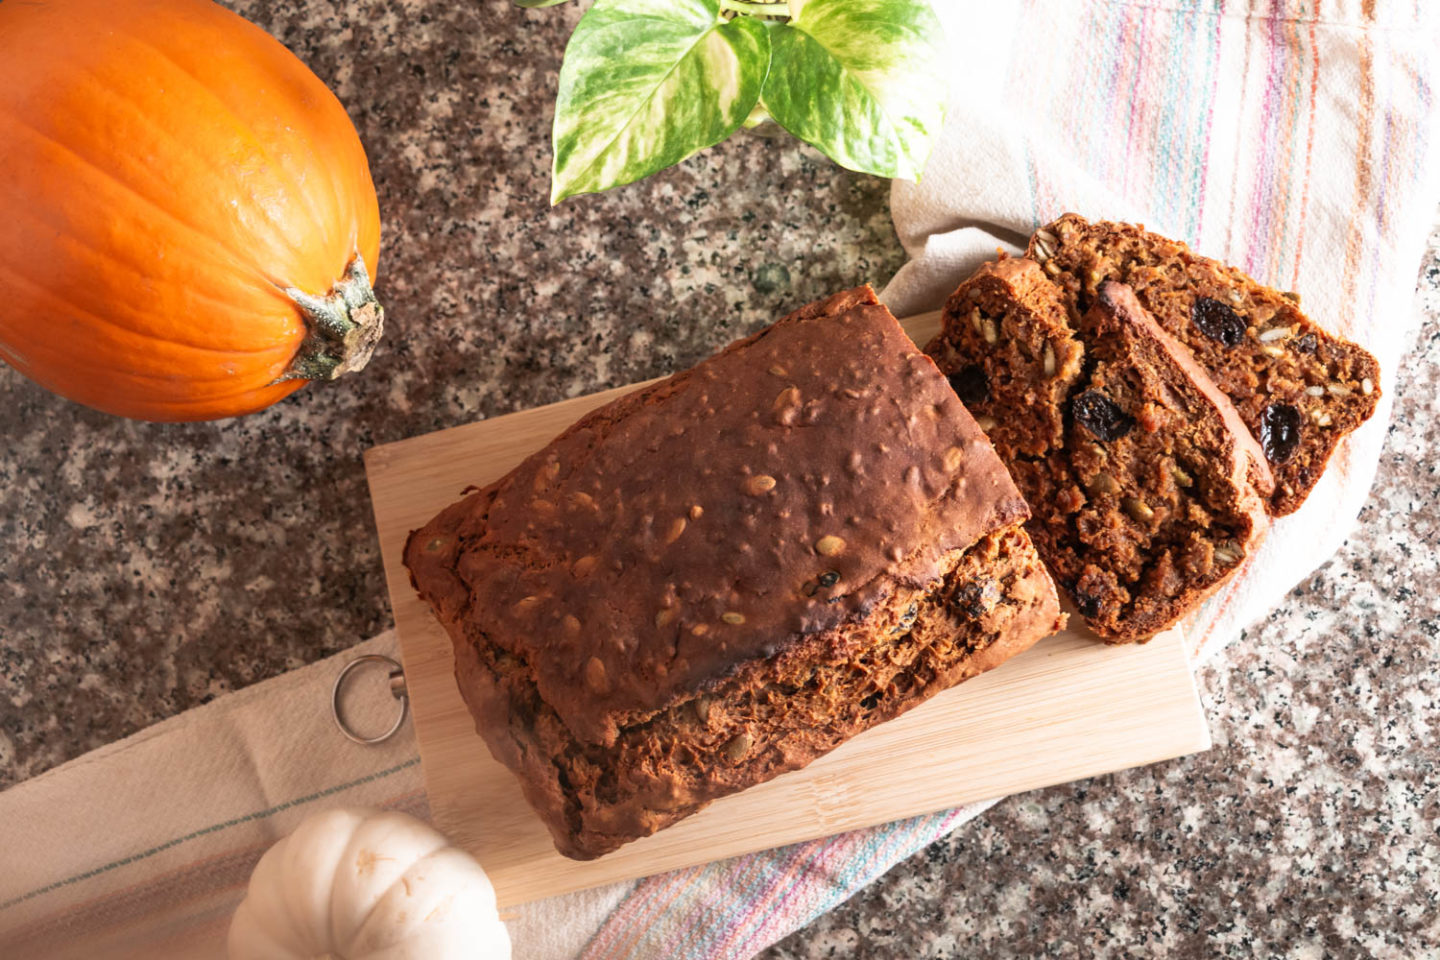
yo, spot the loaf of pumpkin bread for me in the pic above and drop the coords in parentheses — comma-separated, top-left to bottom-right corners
(405, 286, 1064, 859)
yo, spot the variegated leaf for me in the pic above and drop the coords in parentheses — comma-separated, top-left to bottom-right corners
(551, 0, 771, 203)
(762, 0, 946, 181)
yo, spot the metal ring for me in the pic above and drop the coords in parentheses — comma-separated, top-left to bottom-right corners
(332, 654, 409, 745)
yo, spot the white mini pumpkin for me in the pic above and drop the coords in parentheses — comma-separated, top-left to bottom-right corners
(227, 807, 511, 960)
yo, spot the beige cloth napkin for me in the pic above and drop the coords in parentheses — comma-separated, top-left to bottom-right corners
(0, 632, 630, 959)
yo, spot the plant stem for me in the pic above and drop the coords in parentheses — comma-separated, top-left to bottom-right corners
(719, 0, 791, 15)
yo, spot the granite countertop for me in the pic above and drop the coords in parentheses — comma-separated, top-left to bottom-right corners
(1, 1, 1436, 956)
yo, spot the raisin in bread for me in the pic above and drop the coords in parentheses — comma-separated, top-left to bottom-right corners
(928, 264, 1273, 642)
(1030, 214, 1380, 516)
(406, 286, 1064, 859)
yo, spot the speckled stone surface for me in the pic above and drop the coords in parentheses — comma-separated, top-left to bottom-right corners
(1, 2, 1437, 956)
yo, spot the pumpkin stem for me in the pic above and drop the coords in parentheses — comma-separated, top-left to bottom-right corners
(276, 255, 385, 383)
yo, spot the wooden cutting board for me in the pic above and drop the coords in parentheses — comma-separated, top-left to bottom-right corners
(363, 309, 1211, 909)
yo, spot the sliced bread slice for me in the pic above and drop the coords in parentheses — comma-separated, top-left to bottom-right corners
(1030, 213, 1380, 517)
(928, 268, 1273, 642)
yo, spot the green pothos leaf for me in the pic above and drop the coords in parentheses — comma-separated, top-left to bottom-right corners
(550, 0, 771, 203)
(761, 0, 947, 181)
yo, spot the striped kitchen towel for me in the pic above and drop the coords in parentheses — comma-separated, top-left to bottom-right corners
(3, 1, 1437, 958)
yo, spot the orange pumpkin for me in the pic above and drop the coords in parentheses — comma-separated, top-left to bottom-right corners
(0, 0, 383, 421)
